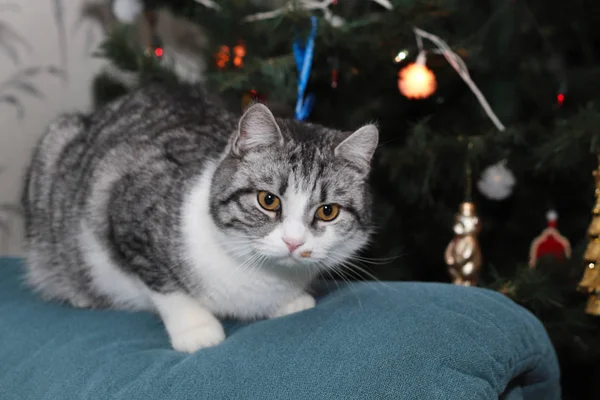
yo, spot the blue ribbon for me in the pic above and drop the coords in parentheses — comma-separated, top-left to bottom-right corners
(293, 16, 318, 121)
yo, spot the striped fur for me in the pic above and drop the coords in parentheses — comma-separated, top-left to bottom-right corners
(21, 83, 378, 352)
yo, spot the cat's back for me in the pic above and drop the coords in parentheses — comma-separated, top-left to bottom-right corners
(24, 83, 236, 233)
(21, 84, 237, 306)
(24, 84, 234, 206)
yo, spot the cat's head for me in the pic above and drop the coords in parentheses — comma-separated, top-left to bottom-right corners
(210, 103, 378, 270)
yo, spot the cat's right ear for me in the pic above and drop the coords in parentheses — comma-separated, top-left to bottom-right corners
(232, 103, 283, 156)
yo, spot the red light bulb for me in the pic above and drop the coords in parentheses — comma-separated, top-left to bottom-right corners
(154, 47, 164, 57)
(557, 93, 565, 107)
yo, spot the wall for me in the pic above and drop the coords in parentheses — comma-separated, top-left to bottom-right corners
(0, 0, 104, 256)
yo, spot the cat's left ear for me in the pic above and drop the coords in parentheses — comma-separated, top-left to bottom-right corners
(334, 124, 379, 172)
(232, 103, 283, 156)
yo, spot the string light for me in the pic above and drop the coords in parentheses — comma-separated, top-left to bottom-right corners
(215, 45, 230, 69)
(215, 41, 246, 69)
(233, 42, 247, 68)
(557, 93, 565, 107)
(394, 50, 409, 63)
(398, 51, 436, 99)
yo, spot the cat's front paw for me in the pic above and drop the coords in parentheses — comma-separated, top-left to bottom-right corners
(169, 321, 226, 353)
(271, 293, 316, 319)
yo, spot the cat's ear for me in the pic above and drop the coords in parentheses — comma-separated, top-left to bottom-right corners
(334, 124, 379, 172)
(232, 103, 283, 156)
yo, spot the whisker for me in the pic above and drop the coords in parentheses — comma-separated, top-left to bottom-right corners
(345, 253, 405, 265)
(317, 261, 343, 294)
(323, 262, 364, 309)
(326, 253, 398, 294)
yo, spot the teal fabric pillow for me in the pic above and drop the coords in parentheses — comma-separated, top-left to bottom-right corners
(0, 257, 560, 399)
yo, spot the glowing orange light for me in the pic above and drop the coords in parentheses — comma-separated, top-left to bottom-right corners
(233, 42, 246, 68)
(233, 43, 246, 58)
(215, 42, 246, 69)
(398, 63, 437, 99)
(215, 45, 230, 69)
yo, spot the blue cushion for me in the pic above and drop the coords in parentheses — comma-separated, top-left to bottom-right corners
(0, 257, 560, 399)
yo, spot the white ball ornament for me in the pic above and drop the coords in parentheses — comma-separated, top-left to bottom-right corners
(112, 0, 143, 23)
(329, 15, 345, 28)
(477, 159, 516, 200)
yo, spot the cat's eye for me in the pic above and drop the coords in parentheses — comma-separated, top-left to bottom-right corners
(316, 204, 340, 222)
(257, 191, 281, 212)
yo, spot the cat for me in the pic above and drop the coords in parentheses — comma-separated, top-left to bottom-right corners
(21, 83, 379, 353)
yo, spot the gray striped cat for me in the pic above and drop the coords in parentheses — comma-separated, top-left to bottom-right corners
(21, 84, 378, 353)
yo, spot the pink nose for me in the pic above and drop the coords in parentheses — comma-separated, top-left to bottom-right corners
(283, 238, 305, 253)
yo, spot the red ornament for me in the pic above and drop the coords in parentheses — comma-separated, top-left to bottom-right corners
(528, 210, 571, 267)
(154, 47, 163, 57)
(557, 93, 565, 107)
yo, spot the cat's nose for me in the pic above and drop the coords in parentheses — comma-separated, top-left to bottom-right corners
(282, 238, 305, 253)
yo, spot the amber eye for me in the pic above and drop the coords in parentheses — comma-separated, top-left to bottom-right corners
(257, 191, 281, 211)
(316, 204, 340, 222)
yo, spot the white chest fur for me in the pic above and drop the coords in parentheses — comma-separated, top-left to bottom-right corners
(181, 162, 314, 320)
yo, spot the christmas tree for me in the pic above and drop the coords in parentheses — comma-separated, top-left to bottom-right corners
(86, 0, 600, 398)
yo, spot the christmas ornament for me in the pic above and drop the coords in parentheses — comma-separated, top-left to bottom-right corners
(112, 0, 143, 23)
(528, 210, 571, 268)
(444, 201, 482, 286)
(293, 16, 318, 121)
(398, 52, 436, 99)
(578, 157, 600, 315)
(477, 159, 516, 200)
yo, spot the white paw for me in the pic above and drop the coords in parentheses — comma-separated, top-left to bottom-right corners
(271, 293, 316, 319)
(169, 321, 226, 353)
(150, 291, 226, 353)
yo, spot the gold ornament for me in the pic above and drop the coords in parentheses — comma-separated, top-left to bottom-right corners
(578, 155, 600, 315)
(444, 201, 482, 286)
